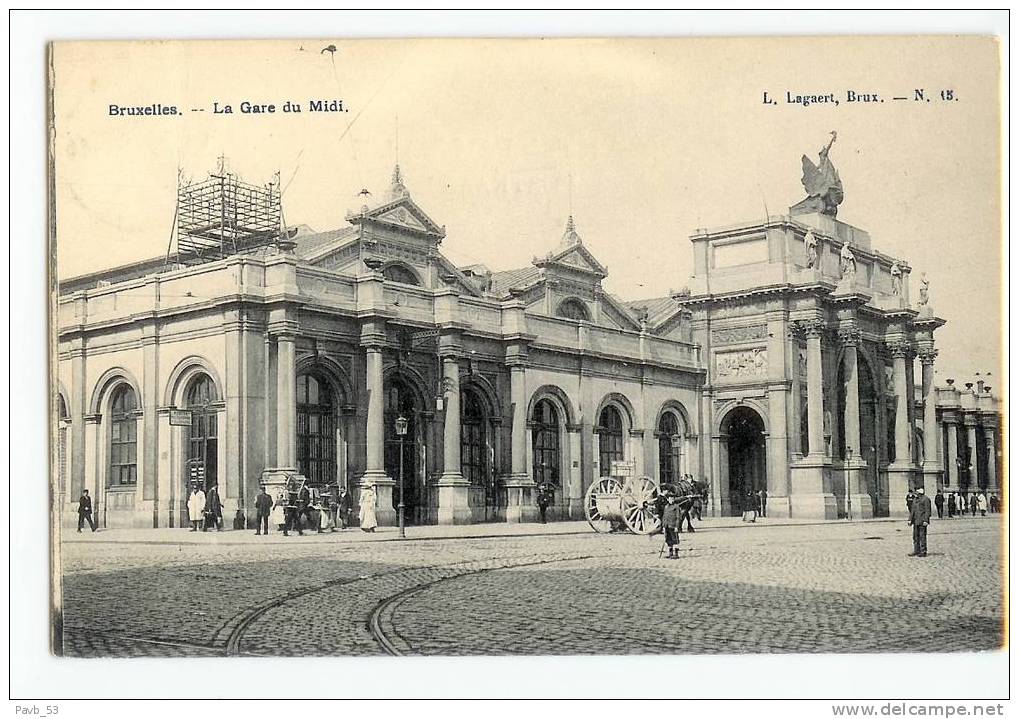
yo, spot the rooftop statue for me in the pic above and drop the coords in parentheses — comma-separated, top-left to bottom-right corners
(791, 131, 844, 218)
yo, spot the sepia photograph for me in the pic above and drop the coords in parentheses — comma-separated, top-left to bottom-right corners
(13, 11, 1009, 706)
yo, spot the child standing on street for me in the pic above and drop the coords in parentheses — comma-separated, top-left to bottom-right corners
(662, 491, 683, 559)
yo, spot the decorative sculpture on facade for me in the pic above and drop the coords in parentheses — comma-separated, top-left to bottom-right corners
(890, 261, 903, 295)
(839, 243, 856, 282)
(917, 273, 930, 307)
(791, 131, 844, 218)
(715, 348, 768, 380)
(804, 229, 819, 268)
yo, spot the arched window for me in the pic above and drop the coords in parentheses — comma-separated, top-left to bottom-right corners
(556, 298, 590, 321)
(383, 263, 420, 286)
(297, 374, 336, 486)
(532, 399, 561, 486)
(598, 405, 625, 476)
(109, 385, 138, 486)
(460, 390, 487, 486)
(186, 374, 218, 491)
(658, 412, 683, 484)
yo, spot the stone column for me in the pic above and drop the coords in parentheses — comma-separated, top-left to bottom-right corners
(789, 319, 836, 519)
(806, 322, 825, 457)
(886, 341, 915, 517)
(275, 334, 297, 469)
(984, 425, 998, 495)
(918, 349, 941, 497)
(945, 419, 959, 493)
(504, 361, 536, 522)
(840, 326, 873, 518)
(966, 419, 979, 492)
(765, 310, 791, 518)
(436, 351, 470, 524)
(360, 338, 395, 525)
(141, 323, 159, 527)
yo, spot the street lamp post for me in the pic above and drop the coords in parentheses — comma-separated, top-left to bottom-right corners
(395, 414, 409, 539)
(845, 447, 854, 521)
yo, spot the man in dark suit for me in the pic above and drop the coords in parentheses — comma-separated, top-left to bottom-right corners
(77, 489, 96, 533)
(908, 486, 932, 558)
(290, 483, 313, 536)
(254, 485, 272, 535)
(934, 490, 945, 519)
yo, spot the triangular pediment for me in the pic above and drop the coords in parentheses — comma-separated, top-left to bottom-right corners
(365, 196, 445, 238)
(535, 244, 608, 278)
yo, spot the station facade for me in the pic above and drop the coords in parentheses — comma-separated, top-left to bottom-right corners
(54, 164, 1000, 529)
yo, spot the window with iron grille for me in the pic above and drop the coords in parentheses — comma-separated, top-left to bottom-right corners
(297, 374, 336, 487)
(460, 390, 487, 485)
(598, 405, 624, 476)
(109, 385, 138, 486)
(531, 399, 560, 486)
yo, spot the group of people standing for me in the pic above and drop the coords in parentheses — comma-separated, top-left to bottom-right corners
(185, 484, 224, 532)
(178, 482, 381, 536)
(927, 490, 998, 519)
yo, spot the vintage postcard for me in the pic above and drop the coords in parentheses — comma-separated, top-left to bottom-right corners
(48, 34, 1004, 674)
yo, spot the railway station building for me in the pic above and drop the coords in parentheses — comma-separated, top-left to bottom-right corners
(55, 159, 998, 529)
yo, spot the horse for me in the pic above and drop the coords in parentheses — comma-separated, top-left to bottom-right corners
(657, 478, 709, 532)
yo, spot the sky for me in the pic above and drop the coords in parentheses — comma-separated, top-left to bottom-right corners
(52, 37, 1002, 384)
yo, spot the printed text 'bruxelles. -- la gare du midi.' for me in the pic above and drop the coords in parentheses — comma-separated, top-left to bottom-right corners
(107, 99, 348, 116)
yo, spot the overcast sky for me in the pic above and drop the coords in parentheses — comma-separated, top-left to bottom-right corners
(53, 37, 1002, 384)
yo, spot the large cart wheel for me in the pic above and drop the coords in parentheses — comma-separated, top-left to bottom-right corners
(620, 476, 662, 535)
(584, 477, 623, 533)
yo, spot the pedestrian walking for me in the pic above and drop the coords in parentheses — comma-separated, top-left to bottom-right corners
(905, 490, 915, 513)
(359, 484, 378, 532)
(947, 492, 957, 518)
(77, 489, 97, 533)
(270, 491, 287, 534)
(254, 485, 272, 536)
(204, 485, 223, 531)
(287, 483, 313, 535)
(977, 493, 988, 517)
(969, 493, 978, 517)
(990, 494, 1000, 513)
(757, 488, 768, 518)
(907, 486, 932, 558)
(741, 488, 757, 523)
(536, 482, 555, 523)
(187, 485, 206, 532)
(336, 486, 353, 529)
(934, 490, 944, 519)
(661, 490, 684, 559)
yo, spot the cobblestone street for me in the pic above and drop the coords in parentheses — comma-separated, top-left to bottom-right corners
(58, 516, 1005, 657)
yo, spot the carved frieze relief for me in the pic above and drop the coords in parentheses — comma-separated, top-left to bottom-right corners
(711, 324, 768, 345)
(714, 347, 768, 381)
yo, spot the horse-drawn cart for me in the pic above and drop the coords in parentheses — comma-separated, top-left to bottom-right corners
(584, 475, 662, 534)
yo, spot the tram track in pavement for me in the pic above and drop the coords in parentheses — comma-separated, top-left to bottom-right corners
(222, 550, 610, 656)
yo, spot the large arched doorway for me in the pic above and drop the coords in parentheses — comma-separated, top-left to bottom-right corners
(185, 374, 218, 492)
(657, 410, 685, 485)
(384, 376, 421, 522)
(723, 406, 766, 516)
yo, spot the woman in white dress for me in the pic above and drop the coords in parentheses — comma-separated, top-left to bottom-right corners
(269, 491, 287, 533)
(187, 487, 206, 532)
(359, 484, 378, 533)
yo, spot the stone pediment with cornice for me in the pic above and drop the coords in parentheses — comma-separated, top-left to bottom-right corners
(366, 196, 444, 238)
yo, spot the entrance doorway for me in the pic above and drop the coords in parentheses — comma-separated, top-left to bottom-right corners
(723, 406, 766, 516)
(185, 374, 218, 493)
(384, 377, 420, 523)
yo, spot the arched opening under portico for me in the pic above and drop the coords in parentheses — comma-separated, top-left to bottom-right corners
(721, 406, 767, 517)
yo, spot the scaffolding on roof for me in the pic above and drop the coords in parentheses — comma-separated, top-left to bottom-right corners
(167, 163, 286, 267)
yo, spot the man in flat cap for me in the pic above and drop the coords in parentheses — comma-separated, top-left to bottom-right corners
(908, 486, 932, 558)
